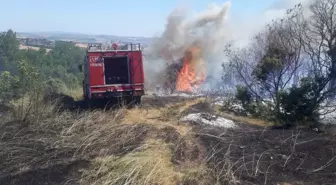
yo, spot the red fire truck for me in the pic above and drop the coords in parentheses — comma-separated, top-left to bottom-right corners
(79, 42, 145, 106)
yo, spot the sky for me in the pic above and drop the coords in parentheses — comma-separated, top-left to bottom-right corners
(0, 0, 300, 37)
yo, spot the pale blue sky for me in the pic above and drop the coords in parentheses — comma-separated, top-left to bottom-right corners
(0, 0, 278, 37)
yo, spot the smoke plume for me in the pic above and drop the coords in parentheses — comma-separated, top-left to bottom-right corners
(149, 2, 231, 60)
(145, 0, 314, 91)
(146, 2, 232, 90)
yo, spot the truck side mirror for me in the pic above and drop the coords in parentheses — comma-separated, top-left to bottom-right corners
(78, 64, 83, 72)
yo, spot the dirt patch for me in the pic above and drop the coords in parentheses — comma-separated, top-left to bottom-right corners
(0, 160, 89, 185)
(197, 124, 336, 185)
(43, 91, 78, 111)
(155, 126, 204, 165)
(79, 123, 152, 158)
(142, 95, 199, 109)
(182, 101, 215, 115)
(157, 126, 181, 143)
(0, 120, 84, 184)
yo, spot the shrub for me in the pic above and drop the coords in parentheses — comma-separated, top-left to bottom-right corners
(0, 71, 19, 104)
(235, 85, 252, 108)
(45, 78, 68, 94)
(279, 77, 321, 124)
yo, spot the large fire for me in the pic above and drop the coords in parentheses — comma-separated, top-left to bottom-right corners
(175, 46, 206, 92)
(151, 2, 230, 93)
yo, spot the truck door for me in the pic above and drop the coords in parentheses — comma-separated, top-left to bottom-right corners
(103, 56, 130, 85)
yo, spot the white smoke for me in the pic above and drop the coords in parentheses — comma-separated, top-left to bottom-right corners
(148, 2, 231, 61)
(145, 0, 314, 91)
(226, 0, 314, 48)
(145, 1, 232, 91)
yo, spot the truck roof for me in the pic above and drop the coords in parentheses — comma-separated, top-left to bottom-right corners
(87, 42, 142, 53)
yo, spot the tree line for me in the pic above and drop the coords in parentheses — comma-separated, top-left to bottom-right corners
(0, 29, 85, 104)
(223, 0, 336, 127)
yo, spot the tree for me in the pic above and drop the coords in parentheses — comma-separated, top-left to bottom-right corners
(223, 45, 261, 99)
(287, 0, 336, 97)
(0, 29, 86, 106)
(224, 0, 336, 125)
(0, 30, 20, 72)
(224, 17, 302, 119)
(253, 22, 302, 118)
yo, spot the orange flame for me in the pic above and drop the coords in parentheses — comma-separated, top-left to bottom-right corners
(175, 46, 206, 92)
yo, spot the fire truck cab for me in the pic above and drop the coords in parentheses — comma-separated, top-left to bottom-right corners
(79, 42, 145, 105)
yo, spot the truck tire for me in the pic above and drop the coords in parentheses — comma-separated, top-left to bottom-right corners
(84, 98, 92, 109)
(135, 96, 142, 105)
(118, 97, 127, 107)
(124, 96, 137, 107)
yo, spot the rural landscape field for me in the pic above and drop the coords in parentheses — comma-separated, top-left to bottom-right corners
(1, 0, 336, 185)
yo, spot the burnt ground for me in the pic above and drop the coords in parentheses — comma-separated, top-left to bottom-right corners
(1, 96, 336, 185)
(42, 92, 199, 111)
(184, 102, 336, 185)
(0, 119, 152, 185)
(0, 119, 203, 185)
(196, 124, 336, 185)
(0, 95, 202, 185)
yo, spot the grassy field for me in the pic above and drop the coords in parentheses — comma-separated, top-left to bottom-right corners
(19, 44, 52, 52)
(0, 93, 335, 185)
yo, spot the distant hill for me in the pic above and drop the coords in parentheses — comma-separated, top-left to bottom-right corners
(16, 31, 154, 45)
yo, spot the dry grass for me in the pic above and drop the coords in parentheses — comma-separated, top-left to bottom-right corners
(65, 88, 84, 101)
(3, 93, 334, 185)
(75, 97, 213, 185)
(219, 112, 268, 126)
(159, 98, 205, 121)
(121, 97, 203, 136)
(80, 137, 213, 185)
(0, 94, 214, 185)
(80, 139, 183, 185)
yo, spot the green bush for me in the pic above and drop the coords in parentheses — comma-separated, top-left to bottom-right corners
(45, 78, 68, 94)
(246, 101, 274, 120)
(0, 71, 20, 104)
(279, 77, 321, 124)
(63, 73, 80, 89)
(233, 85, 272, 119)
(235, 85, 252, 108)
(233, 77, 327, 127)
